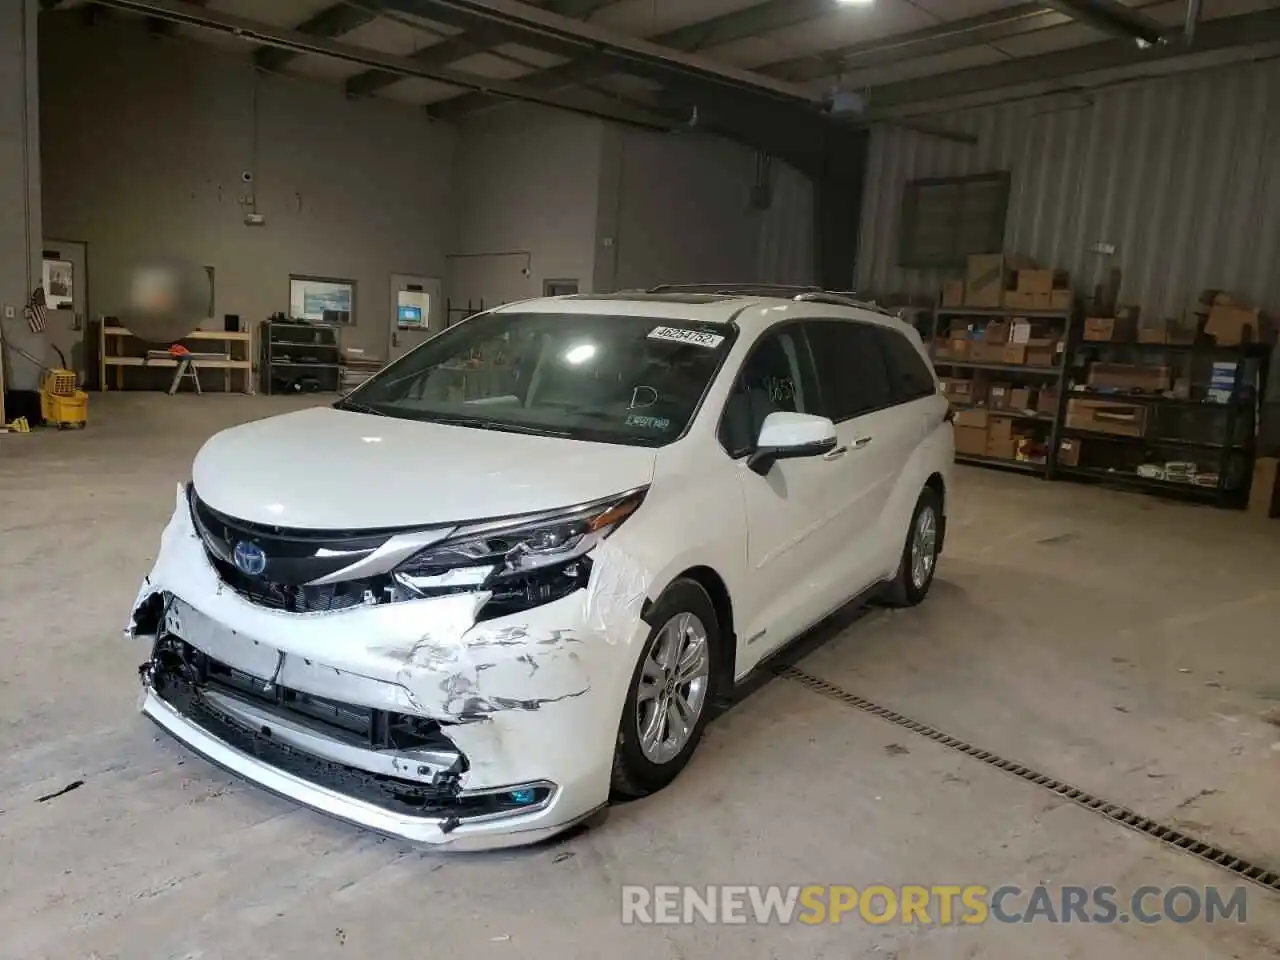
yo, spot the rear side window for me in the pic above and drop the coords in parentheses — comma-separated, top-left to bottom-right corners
(804, 320, 893, 422)
(876, 327, 937, 403)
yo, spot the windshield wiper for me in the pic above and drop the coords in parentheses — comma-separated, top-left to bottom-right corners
(429, 415, 571, 438)
(334, 398, 382, 416)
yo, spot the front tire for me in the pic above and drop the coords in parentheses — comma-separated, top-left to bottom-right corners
(610, 579, 719, 799)
(882, 487, 942, 608)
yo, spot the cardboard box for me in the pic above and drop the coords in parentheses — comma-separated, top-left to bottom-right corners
(1167, 319, 1197, 345)
(942, 279, 965, 307)
(1057, 437, 1082, 467)
(1206, 303, 1265, 346)
(954, 426, 987, 457)
(1014, 268, 1069, 295)
(985, 318, 1013, 344)
(1137, 320, 1168, 344)
(1249, 457, 1280, 519)
(969, 342, 1007, 364)
(1049, 289, 1073, 311)
(984, 417, 1015, 459)
(1083, 316, 1136, 342)
(965, 254, 1015, 308)
(1066, 399, 1146, 437)
(1009, 387, 1033, 411)
(1003, 343, 1027, 365)
(1004, 290, 1052, 311)
(1025, 338, 1058, 367)
(985, 437, 1016, 460)
(940, 377, 985, 406)
(1037, 388, 1059, 416)
(988, 382, 1013, 410)
(954, 408, 989, 429)
(936, 337, 970, 360)
(1087, 362, 1172, 393)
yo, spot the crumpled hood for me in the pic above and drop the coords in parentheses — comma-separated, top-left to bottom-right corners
(191, 406, 656, 529)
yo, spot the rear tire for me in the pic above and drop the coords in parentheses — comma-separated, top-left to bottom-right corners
(610, 579, 720, 799)
(882, 487, 942, 608)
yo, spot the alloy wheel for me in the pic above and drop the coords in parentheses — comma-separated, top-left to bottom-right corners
(635, 612, 711, 765)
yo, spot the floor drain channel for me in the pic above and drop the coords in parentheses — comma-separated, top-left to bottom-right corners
(777, 665, 1280, 894)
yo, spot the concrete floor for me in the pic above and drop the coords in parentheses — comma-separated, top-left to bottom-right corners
(3, 393, 1280, 959)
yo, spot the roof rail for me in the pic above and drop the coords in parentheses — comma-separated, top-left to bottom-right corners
(792, 291, 896, 317)
(645, 282, 823, 297)
(638, 282, 899, 318)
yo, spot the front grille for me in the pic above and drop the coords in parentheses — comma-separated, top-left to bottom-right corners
(208, 554, 388, 613)
(189, 487, 416, 612)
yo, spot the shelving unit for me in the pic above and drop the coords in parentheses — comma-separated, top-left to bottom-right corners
(260, 320, 341, 395)
(99, 326, 254, 394)
(1054, 331, 1270, 507)
(930, 304, 1075, 477)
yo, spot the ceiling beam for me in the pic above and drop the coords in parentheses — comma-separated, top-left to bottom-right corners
(343, 0, 614, 98)
(432, 0, 836, 119)
(92, 0, 682, 129)
(1040, 0, 1165, 45)
(253, 2, 380, 74)
(379, 0, 817, 101)
(866, 8, 1280, 113)
(656, 0, 843, 53)
(762, 4, 1065, 83)
(544, 0, 617, 20)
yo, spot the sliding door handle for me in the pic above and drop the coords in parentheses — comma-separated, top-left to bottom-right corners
(822, 446, 848, 461)
(853, 436, 873, 449)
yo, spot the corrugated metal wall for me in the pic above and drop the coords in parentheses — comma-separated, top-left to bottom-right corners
(856, 58, 1280, 321)
(756, 156, 817, 285)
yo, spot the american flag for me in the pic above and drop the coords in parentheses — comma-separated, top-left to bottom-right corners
(24, 285, 47, 334)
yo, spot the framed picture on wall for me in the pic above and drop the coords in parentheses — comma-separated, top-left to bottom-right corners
(290, 276, 355, 323)
(42, 259, 74, 308)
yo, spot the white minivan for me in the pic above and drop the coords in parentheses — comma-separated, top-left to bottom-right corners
(129, 288, 954, 849)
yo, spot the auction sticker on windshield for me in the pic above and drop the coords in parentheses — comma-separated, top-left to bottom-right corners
(647, 326, 725, 348)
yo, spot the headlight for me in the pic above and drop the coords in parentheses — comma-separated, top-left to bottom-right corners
(392, 487, 647, 619)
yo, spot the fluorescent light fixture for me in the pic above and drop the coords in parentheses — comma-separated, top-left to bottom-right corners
(836, 0, 874, 5)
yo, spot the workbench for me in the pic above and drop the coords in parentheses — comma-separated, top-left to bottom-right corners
(99, 326, 255, 395)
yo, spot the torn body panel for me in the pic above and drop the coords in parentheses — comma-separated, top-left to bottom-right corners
(129, 484, 654, 848)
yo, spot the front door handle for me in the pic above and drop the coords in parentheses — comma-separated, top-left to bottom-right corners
(853, 436, 873, 449)
(822, 446, 848, 461)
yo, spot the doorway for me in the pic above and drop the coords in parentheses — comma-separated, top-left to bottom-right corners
(389, 274, 441, 362)
(42, 239, 88, 385)
(543, 278, 580, 297)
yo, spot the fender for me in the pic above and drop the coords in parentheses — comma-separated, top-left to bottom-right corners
(874, 419, 954, 580)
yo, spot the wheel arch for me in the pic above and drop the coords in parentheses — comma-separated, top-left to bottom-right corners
(660, 565, 737, 698)
(923, 471, 947, 553)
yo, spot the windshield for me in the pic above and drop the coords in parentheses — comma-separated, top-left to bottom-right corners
(339, 311, 736, 447)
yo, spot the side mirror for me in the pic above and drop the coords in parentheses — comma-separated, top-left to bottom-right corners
(747, 412, 838, 476)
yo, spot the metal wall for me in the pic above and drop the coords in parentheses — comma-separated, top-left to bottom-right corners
(856, 58, 1280, 322)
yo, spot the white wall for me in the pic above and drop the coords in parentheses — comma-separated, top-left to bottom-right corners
(0, 0, 43, 390)
(602, 126, 816, 292)
(450, 105, 817, 309)
(39, 14, 456, 358)
(449, 105, 604, 312)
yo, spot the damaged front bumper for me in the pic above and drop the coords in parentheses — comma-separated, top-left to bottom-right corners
(128, 485, 652, 849)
